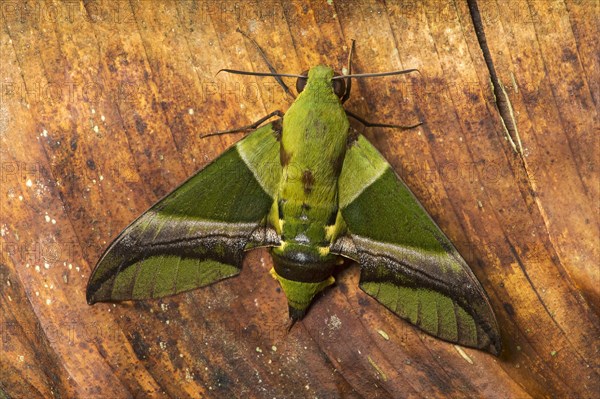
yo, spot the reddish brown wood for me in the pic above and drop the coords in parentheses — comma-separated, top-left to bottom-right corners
(1, 1, 597, 398)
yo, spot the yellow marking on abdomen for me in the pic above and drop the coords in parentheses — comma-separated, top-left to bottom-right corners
(318, 246, 330, 257)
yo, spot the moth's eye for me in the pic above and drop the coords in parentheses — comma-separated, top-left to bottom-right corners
(296, 70, 309, 94)
(332, 73, 346, 98)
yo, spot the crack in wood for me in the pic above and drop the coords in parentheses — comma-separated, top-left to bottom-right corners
(467, 0, 523, 156)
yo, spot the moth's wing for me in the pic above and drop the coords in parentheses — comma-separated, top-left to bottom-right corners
(87, 124, 281, 304)
(333, 135, 501, 355)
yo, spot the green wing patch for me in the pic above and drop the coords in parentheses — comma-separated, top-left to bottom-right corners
(87, 124, 281, 304)
(335, 135, 501, 355)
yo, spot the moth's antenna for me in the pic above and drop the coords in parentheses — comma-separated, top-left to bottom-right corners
(333, 69, 420, 79)
(216, 69, 306, 79)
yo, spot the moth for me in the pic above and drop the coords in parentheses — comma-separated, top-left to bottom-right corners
(87, 33, 501, 355)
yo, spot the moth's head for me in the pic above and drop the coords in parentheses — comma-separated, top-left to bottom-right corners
(296, 65, 346, 99)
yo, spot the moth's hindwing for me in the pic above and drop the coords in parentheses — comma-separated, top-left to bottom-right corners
(334, 134, 501, 355)
(86, 124, 281, 304)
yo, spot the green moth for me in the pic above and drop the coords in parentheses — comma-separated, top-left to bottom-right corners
(87, 41, 501, 355)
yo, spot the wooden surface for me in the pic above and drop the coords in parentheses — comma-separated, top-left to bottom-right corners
(1, 1, 598, 398)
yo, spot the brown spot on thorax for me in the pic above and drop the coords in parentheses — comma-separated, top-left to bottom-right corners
(271, 119, 283, 139)
(302, 170, 315, 195)
(331, 152, 345, 175)
(280, 145, 291, 166)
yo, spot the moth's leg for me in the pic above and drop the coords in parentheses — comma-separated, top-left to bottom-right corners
(202, 110, 284, 138)
(236, 28, 296, 100)
(346, 110, 423, 130)
(341, 40, 355, 104)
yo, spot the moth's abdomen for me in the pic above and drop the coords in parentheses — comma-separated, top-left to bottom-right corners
(269, 198, 342, 320)
(271, 197, 339, 269)
(269, 242, 338, 320)
(271, 245, 337, 283)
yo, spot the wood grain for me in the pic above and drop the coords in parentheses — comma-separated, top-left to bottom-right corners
(1, 1, 598, 398)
